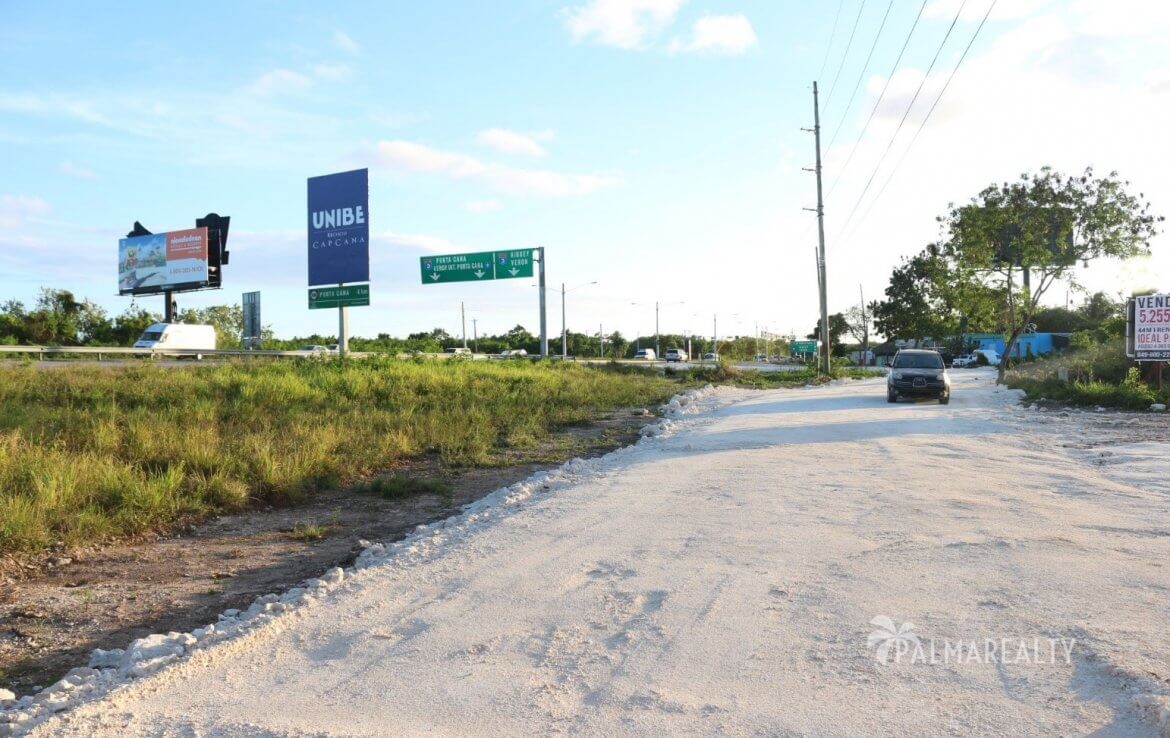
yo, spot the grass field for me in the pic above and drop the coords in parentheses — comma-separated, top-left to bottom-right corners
(0, 357, 683, 555)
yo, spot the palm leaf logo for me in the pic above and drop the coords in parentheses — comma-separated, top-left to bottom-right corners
(867, 615, 920, 663)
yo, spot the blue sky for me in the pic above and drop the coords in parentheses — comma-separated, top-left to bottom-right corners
(2, 0, 1169, 344)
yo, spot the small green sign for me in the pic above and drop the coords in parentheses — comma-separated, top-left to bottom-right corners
(308, 284, 370, 309)
(420, 248, 534, 284)
(493, 249, 534, 279)
(790, 340, 819, 354)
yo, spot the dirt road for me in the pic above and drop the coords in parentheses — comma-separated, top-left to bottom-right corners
(12, 370, 1170, 736)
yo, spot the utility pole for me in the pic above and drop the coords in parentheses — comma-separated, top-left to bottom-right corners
(472, 318, 478, 353)
(538, 247, 548, 357)
(804, 81, 831, 375)
(599, 323, 604, 358)
(461, 301, 467, 348)
(859, 284, 868, 366)
(655, 301, 660, 357)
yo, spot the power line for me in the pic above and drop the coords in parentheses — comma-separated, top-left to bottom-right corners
(817, 0, 846, 81)
(842, 0, 998, 246)
(831, 0, 969, 243)
(826, 0, 929, 198)
(823, 0, 868, 112)
(826, 0, 896, 151)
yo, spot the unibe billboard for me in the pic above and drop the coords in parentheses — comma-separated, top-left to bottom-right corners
(118, 227, 209, 295)
(307, 168, 369, 286)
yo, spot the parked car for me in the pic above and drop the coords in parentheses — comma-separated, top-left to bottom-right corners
(499, 348, 528, 358)
(664, 348, 688, 362)
(633, 348, 656, 360)
(952, 354, 976, 367)
(702, 352, 719, 361)
(887, 349, 951, 404)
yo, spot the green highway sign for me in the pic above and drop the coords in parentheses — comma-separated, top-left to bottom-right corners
(308, 284, 370, 309)
(790, 340, 819, 354)
(420, 248, 534, 284)
(494, 249, 534, 279)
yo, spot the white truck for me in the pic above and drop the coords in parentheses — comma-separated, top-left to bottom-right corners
(134, 323, 217, 359)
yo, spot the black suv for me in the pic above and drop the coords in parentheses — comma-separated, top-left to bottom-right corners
(887, 349, 951, 404)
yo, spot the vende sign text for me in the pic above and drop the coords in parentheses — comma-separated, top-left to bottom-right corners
(307, 168, 369, 286)
(1133, 293, 1170, 360)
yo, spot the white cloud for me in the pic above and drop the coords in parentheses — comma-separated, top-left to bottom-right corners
(371, 140, 617, 197)
(248, 68, 313, 96)
(333, 30, 361, 54)
(59, 160, 96, 179)
(563, 0, 682, 49)
(0, 194, 50, 228)
(373, 230, 462, 255)
(670, 14, 757, 55)
(466, 199, 503, 213)
(313, 63, 352, 81)
(477, 128, 549, 157)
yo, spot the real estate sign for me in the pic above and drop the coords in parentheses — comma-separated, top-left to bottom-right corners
(1131, 293, 1170, 360)
(307, 168, 369, 286)
(118, 227, 209, 295)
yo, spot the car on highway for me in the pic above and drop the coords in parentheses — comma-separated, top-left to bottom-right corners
(702, 352, 719, 361)
(664, 348, 687, 362)
(499, 348, 528, 358)
(887, 349, 950, 404)
(633, 348, 656, 360)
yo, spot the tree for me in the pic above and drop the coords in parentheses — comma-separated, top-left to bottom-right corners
(844, 303, 870, 364)
(941, 167, 1161, 382)
(808, 313, 850, 357)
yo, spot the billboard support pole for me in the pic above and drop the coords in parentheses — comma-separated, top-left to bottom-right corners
(538, 247, 548, 358)
(164, 290, 174, 323)
(338, 283, 348, 358)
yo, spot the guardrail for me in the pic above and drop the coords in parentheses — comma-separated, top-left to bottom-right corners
(0, 345, 372, 361)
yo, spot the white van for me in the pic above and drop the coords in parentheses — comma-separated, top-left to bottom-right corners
(633, 348, 656, 360)
(134, 323, 217, 359)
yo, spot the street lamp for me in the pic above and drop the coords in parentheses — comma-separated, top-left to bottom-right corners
(562, 281, 598, 359)
(632, 300, 685, 357)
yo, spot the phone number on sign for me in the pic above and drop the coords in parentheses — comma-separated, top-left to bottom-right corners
(1139, 308, 1170, 324)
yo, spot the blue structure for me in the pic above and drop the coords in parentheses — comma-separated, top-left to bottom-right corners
(965, 332, 1064, 358)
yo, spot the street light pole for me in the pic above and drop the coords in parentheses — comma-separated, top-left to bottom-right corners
(656, 301, 660, 357)
(561, 282, 567, 360)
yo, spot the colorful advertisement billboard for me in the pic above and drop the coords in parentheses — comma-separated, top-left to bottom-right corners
(1132, 293, 1170, 360)
(118, 227, 209, 295)
(307, 168, 369, 286)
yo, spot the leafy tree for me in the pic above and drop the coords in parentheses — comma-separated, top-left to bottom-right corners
(25, 288, 83, 345)
(808, 313, 850, 357)
(112, 303, 162, 345)
(941, 167, 1161, 382)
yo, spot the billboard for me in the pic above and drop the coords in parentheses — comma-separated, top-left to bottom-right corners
(1132, 293, 1170, 360)
(308, 168, 369, 286)
(118, 227, 209, 295)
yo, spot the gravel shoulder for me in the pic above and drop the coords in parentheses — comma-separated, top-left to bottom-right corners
(0, 409, 652, 696)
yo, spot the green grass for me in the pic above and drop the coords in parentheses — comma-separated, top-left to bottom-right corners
(1006, 342, 1166, 410)
(355, 475, 453, 500)
(0, 357, 682, 555)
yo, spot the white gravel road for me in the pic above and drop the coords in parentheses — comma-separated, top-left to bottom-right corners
(11, 369, 1170, 736)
